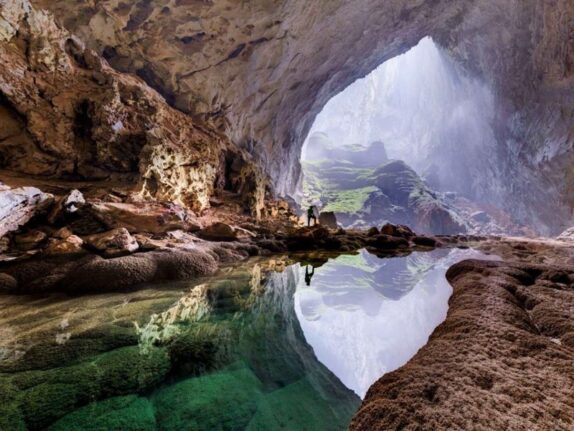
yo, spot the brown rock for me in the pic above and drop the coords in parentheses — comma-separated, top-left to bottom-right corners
(89, 202, 198, 234)
(367, 227, 379, 236)
(45, 235, 84, 255)
(367, 234, 409, 250)
(351, 259, 574, 430)
(13, 230, 48, 250)
(381, 223, 415, 238)
(85, 228, 139, 257)
(47, 189, 85, 224)
(62, 249, 218, 292)
(412, 236, 438, 247)
(319, 211, 338, 228)
(0, 272, 17, 292)
(197, 223, 238, 242)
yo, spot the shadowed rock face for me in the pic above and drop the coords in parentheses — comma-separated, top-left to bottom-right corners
(26, 0, 574, 233)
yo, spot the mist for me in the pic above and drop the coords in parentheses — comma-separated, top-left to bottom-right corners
(301, 37, 498, 201)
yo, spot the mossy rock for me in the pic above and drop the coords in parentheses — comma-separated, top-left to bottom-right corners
(152, 362, 263, 431)
(11, 345, 169, 429)
(168, 323, 233, 377)
(246, 378, 359, 431)
(48, 395, 157, 431)
(94, 346, 171, 398)
(1, 325, 138, 373)
(0, 377, 26, 431)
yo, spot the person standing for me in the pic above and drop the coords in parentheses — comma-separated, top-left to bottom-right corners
(307, 205, 317, 226)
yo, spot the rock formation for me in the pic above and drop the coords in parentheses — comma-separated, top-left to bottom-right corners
(302, 147, 466, 235)
(351, 253, 574, 430)
(0, 0, 266, 216)
(18, 0, 574, 234)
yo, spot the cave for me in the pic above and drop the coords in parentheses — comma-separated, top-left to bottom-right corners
(299, 37, 534, 236)
(1, 1, 574, 430)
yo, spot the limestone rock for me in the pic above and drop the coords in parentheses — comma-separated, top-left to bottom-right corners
(13, 230, 48, 251)
(26, 0, 574, 234)
(45, 235, 84, 255)
(48, 189, 85, 224)
(85, 228, 139, 257)
(412, 236, 438, 247)
(197, 223, 238, 242)
(88, 202, 198, 234)
(0, 185, 53, 238)
(319, 211, 338, 228)
(557, 227, 574, 242)
(381, 223, 415, 239)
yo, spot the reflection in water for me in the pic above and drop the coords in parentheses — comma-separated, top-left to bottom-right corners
(0, 248, 498, 430)
(304, 265, 315, 286)
(294, 248, 499, 397)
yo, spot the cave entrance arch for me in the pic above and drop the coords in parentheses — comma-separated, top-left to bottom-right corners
(298, 37, 510, 235)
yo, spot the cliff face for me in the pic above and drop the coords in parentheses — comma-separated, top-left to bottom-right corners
(1, 0, 574, 231)
(0, 0, 266, 215)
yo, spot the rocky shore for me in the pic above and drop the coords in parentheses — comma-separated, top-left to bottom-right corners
(350, 237, 574, 430)
(0, 177, 458, 295)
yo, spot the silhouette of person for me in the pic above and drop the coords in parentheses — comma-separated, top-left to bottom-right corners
(304, 265, 315, 286)
(307, 206, 317, 227)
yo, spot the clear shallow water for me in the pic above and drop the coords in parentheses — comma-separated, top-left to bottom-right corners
(0, 248, 496, 430)
(294, 248, 498, 397)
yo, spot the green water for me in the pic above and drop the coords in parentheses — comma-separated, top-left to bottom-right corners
(0, 257, 360, 431)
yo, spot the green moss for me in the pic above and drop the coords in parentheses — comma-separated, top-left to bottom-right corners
(0, 377, 26, 431)
(152, 362, 263, 431)
(48, 395, 156, 431)
(322, 187, 378, 214)
(94, 346, 170, 397)
(246, 378, 358, 431)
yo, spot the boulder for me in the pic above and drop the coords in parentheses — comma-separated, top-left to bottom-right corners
(45, 235, 85, 255)
(13, 230, 48, 251)
(367, 227, 379, 236)
(47, 189, 85, 224)
(197, 223, 238, 242)
(88, 202, 197, 234)
(367, 234, 409, 250)
(0, 185, 53, 238)
(381, 223, 415, 238)
(412, 236, 437, 247)
(319, 211, 338, 228)
(0, 272, 17, 292)
(85, 228, 140, 257)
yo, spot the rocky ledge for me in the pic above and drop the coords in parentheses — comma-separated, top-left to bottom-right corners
(350, 240, 574, 430)
(0, 179, 461, 295)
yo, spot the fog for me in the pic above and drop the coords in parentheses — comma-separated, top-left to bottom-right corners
(302, 37, 498, 200)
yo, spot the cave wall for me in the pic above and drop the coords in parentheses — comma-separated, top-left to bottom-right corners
(0, 0, 266, 215)
(2, 0, 574, 232)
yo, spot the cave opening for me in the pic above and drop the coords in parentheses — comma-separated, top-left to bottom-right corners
(299, 37, 527, 236)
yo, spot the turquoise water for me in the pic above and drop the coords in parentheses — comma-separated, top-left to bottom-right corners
(0, 248, 494, 430)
